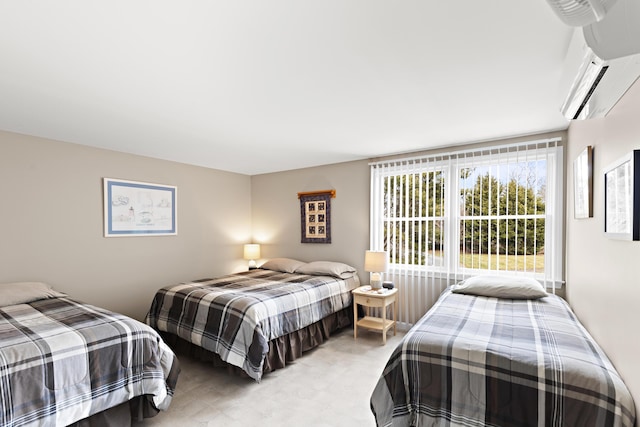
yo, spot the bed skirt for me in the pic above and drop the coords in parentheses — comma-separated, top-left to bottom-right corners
(160, 305, 353, 378)
(70, 355, 180, 427)
(68, 395, 161, 427)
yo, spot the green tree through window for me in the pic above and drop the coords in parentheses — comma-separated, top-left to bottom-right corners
(460, 170, 546, 272)
(383, 170, 444, 266)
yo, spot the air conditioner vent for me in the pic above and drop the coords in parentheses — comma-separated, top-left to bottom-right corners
(545, 0, 619, 26)
(559, 28, 640, 120)
(570, 65, 608, 120)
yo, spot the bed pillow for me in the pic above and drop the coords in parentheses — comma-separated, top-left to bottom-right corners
(294, 261, 357, 279)
(0, 282, 66, 307)
(259, 258, 306, 273)
(451, 275, 548, 299)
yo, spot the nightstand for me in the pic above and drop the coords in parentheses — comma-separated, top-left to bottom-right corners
(352, 286, 398, 345)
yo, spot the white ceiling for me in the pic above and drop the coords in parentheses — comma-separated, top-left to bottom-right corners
(0, 1, 573, 175)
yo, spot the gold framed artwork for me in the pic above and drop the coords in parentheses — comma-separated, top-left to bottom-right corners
(573, 145, 593, 219)
(298, 190, 335, 244)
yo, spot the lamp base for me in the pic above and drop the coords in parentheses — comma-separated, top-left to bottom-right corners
(370, 279, 383, 290)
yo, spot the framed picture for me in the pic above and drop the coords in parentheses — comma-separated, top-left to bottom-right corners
(103, 178, 177, 237)
(299, 190, 334, 243)
(573, 145, 593, 219)
(604, 150, 640, 240)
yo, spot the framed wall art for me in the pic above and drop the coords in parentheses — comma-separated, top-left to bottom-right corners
(103, 178, 177, 237)
(573, 145, 593, 219)
(298, 189, 335, 244)
(603, 150, 640, 240)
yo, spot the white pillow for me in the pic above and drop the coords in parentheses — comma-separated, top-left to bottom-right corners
(294, 261, 357, 279)
(0, 282, 66, 307)
(451, 275, 548, 299)
(259, 258, 306, 273)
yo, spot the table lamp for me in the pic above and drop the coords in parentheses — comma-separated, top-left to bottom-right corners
(243, 244, 261, 270)
(364, 250, 388, 290)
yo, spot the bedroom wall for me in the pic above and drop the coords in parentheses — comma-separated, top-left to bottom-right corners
(250, 160, 370, 280)
(566, 78, 640, 406)
(0, 130, 252, 320)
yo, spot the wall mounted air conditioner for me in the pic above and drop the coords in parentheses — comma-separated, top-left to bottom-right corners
(559, 0, 640, 120)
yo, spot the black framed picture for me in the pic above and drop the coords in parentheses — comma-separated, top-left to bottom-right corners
(299, 191, 333, 243)
(604, 150, 640, 240)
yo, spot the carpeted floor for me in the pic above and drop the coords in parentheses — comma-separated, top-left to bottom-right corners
(135, 326, 405, 427)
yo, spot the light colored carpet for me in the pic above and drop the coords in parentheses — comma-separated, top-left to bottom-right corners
(135, 327, 405, 427)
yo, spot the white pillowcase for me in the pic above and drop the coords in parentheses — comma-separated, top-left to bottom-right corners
(294, 261, 357, 279)
(259, 258, 306, 273)
(451, 275, 548, 299)
(0, 282, 66, 307)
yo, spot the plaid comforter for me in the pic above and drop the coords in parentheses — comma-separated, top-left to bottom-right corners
(145, 269, 358, 381)
(0, 297, 179, 427)
(371, 288, 636, 427)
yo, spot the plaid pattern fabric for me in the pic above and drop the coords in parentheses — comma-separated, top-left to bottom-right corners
(371, 288, 636, 427)
(145, 269, 358, 381)
(0, 297, 178, 427)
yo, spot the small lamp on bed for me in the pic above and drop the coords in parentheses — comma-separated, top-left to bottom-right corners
(365, 250, 388, 290)
(243, 244, 261, 270)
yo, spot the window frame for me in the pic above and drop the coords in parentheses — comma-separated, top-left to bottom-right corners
(370, 141, 564, 287)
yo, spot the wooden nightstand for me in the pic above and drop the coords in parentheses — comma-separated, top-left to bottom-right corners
(352, 286, 398, 345)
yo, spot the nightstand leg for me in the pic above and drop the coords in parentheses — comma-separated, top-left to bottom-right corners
(393, 299, 397, 336)
(353, 302, 358, 339)
(382, 304, 387, 345)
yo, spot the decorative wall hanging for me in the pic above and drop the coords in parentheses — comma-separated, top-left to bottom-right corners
(604, 150, 640, 240)
(298, 189, 335, 244)
(574, 145, 593, 219)
(104, 178, 177, 237)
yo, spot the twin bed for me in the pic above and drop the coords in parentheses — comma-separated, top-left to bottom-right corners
(370, 276, 636, 427)
(0, 281, 179, 427)
(145, 258, 360, 381)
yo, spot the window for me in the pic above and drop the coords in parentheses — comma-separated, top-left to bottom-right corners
(382, 166, 445, 268)
(370, 139, 563, 287)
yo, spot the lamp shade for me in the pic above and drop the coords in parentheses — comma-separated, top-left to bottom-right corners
(364, 250, 387, 273)
(243, 244, 261, 260)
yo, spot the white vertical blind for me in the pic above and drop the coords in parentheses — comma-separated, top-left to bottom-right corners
(370, 138, 563, 324)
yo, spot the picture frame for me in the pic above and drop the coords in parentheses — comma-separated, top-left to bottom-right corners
(604, 150, 640, 240)
(299, 191, 333, 244)
(103, 178, 177, 237)
(573, 145, 593, 219)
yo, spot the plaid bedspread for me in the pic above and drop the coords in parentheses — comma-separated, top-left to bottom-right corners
(145, 269, 358, 381)
(0, 297, 179, 427)
(371, 288, 636, 427)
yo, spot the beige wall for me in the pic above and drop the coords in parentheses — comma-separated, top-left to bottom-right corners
(566, 79, 640, 405)
(251, 160, 370, 279)
(0, 131, 252, 320)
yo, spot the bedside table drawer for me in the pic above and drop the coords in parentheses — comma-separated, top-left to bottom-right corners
(353, 294, 386, 308)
